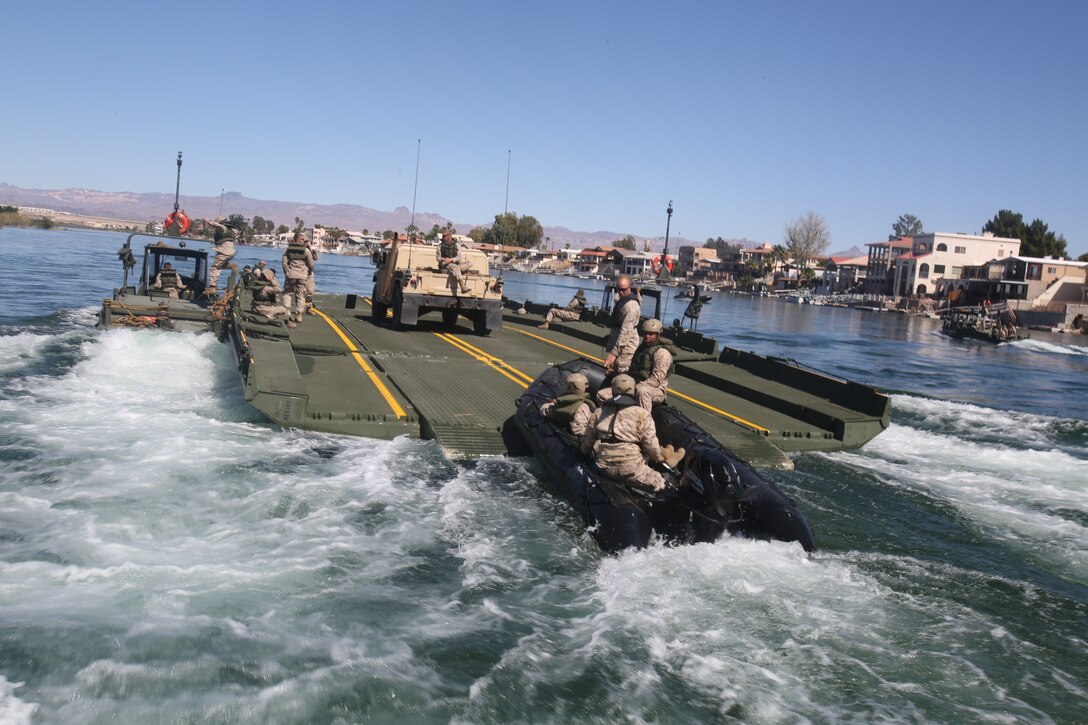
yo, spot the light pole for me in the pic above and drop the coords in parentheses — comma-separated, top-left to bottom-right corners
(218, 188, 224, 216)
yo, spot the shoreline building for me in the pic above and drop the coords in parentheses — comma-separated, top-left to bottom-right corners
(865, 232, 1021, 298)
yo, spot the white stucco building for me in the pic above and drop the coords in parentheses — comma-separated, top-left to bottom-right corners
(888, 232, 1021, 297)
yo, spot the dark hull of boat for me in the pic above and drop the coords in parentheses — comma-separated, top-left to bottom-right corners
(514, 360, 817, 553)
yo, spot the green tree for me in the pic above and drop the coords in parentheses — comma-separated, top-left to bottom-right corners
(294, 217, 305, 233)
(983, 210, 1068, 258)
(425, 224, 442, 241)
(31, 216, 54, 229)
(518, 215, 543, 248)
(784, 211, 830, 269)
(1077, 252, 1088, 262)
(770, 244, 789, 276)
(889, 213, 924, 240)
(614, 235, 637, 251)
(276, 224, 289, 235)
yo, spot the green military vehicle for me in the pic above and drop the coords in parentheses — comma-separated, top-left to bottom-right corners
(370, 239, 503, 334)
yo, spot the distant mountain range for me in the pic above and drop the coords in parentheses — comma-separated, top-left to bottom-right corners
(3, 183, 871, 256)
(0, 183, 698, 250)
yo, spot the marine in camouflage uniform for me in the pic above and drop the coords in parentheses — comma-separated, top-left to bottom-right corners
(629, 318, 676, 411)
(282, 233, 315, 323)
(539, 372, 596, 437)
(249, 264, 294, 326)
(153, 262, 187, 299)
(603, 275, 641, 374)
(304, 239, 319, 313)
(204, 217, 238, 296)
(580, 374, 665, 491)
(437, 231, 474, 294)
(538, 290, 586, 329)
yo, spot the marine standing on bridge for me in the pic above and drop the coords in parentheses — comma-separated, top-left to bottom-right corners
(540, 372, 596, 437)
(603, 275, 641, 374)
(538, 290, 586, 329)
(153, 262, 187, 299)
(282, 232, 315, 324)
(580, 374, 666, 491)
(629, 318, 676, 411)
(304, 237, 319, 314)
(437, 231, 473, 294)
(203, 217, 238, 297)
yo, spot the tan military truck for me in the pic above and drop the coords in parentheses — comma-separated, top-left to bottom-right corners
(371, 240, 504, 334)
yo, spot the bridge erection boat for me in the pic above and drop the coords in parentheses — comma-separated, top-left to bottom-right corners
(97, 232, 230, 333)
(514, 359, 817, 552)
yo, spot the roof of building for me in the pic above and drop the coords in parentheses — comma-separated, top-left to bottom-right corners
(1009, 256, 1088, 267)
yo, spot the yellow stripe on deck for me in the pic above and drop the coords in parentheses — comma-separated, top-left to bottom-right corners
(312, 308, 407, 419)
(432, 332, 532, 389)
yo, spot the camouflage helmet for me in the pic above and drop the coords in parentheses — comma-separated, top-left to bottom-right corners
(575, 289, 585, 298)
(642, 318, 663, 334)
(565, 372, 589, 394)
(611, 374, 636, 397)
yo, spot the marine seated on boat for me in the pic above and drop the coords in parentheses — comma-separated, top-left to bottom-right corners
(597, 318, 676, 411)
(539, 372, 596, 436)
(579, 374, 684, 492)
(153, 262, 188, 299)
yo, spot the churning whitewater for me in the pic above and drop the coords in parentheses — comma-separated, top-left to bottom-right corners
(0, 228, 1085, 723)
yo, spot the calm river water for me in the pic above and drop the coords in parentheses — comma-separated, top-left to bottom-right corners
(1, 228, 1085, 724)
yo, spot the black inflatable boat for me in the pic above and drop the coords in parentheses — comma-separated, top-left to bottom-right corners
(514, 359, 817, 553)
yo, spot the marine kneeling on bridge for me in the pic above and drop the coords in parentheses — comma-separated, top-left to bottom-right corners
(579, 374, 684, 492)
(248, 260, 296, 328)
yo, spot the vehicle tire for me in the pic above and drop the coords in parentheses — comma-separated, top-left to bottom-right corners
(372, 299, 388, 323)
(442, 308, 459, 328)
(472, 311, 490, 336)
(392, 286, 407, 330)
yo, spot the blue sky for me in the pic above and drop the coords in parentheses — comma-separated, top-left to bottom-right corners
(4, 1, 1086, 256)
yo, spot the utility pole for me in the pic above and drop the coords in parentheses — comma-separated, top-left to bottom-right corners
(173, 152, 183, 215)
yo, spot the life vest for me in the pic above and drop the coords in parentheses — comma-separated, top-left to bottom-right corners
(252, 284, 276, 303)
(439, 240, 458, 260)
(545, 393, 596, 426)
(683, 298, 703, 319)
(214, 225, 236, 243)
(568, 296, 586, 311)
(285, 242, 308, 261)
(159, 269, 179, 288)
(598, 395, 639, 443)
(630, 340, 677, 383)
(611, 295, 639, 330)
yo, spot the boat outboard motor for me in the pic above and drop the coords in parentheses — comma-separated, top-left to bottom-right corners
(688, 446, 816, 552)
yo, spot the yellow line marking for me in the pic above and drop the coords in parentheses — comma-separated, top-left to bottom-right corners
(432, 332, 530, 389)
(512, 327, 605, 363)
(665, 389, 769, 434)
(439, 334, 535, 384)
(312, 308, 407, 419)
(512, 326, 768, 433)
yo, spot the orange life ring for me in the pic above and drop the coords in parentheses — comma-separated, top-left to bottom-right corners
(651, 254, 674, 274)
(164, 211, 191, 234)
